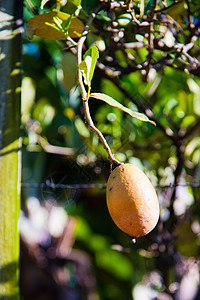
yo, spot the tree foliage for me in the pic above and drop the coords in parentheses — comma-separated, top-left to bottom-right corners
(21, 0, 200, 299)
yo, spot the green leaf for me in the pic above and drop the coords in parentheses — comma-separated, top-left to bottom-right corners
(79, 46, 99, 87)
(62, 52, 77, 92)
(96, 249, 133, 280)
(84, 46, 99, 82)
(25, 11, 84, 40)
(90, 93, 156, 125)
(79, 60, 90, 86)
(67, 16, 84, 38)
(72, 0, 82, 6)
(96, 11, 112, 22)
(63, 15, 73, 33)
(44, 21, 61, 32)
(117, 13, 132, 26)
(75, 118, 90, 138)
(175, 222, 198, 257)
(62, 0, 82, 15)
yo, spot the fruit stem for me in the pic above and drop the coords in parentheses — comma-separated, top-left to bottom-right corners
(77, 7, 122, 166)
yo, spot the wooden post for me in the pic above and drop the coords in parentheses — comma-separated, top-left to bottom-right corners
(0, 0, 22, 298)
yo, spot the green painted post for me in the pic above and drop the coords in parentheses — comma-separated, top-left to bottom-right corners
(0, 0, 23, 298)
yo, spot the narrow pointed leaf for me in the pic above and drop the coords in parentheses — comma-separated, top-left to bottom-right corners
(63, 15, 72, 32)
(90, 93, 156, 125)
(44, 21, 62, 32)
(53, 16, 64, 30)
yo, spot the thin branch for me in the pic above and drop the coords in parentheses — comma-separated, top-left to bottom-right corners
(168, 140, 185, 216)
(185, 0, 194, 31)
(37, 135, 75, 156)
(182, 118, 200, 139)
(83, 101, 121, 165)
(144, 21, 154, 82)
(25, 0, 39, 15)
(110, 1, 128, 10)
(77, 6, 122, 166)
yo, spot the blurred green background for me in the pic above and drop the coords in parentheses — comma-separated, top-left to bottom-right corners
(20, 0, 200, 299)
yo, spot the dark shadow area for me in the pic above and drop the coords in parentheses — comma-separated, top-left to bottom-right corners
(0, 261, 19, 283)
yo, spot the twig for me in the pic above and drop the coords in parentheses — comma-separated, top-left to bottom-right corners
(110, 1, 127, 10)
(185, 0, 194, 31)
(143, 0, 158, 82)
(182, 118, 200, 139)
(37, 135, 75, 156)
(144, 21, 154, 82)
(84, 101, 122, 165)
(25, 0, 39, 15)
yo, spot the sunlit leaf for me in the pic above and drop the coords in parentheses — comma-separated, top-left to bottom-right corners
(90, 93, 156, 125)
(25, 12, 69, 40)
(79, 46, 99, 86)
(44, 21, 62, 32)
(75, 118, 90, 137)
(52, 16, 64, 30)
(25, 11, 84, 40)
(21, 77, 36, 123)
(33, 98, 56, 128)
(79, 60, 90, 86)
(187, 78, 200, 116)
(117, 13, 132, 26)
(83, 46, 99, 82)
(68, 16, 84, 38)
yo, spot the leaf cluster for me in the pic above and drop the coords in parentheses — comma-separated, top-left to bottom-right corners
(22, 0, 200, 299)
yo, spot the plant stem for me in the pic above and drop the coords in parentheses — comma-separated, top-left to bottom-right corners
(83, 100, 122, 165)
(77, 8, 122, 166)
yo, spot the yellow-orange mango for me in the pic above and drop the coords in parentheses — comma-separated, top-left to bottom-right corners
(106, 164, 159, 238)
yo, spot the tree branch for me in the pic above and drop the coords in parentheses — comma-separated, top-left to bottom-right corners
(182, 118, 200, 140)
